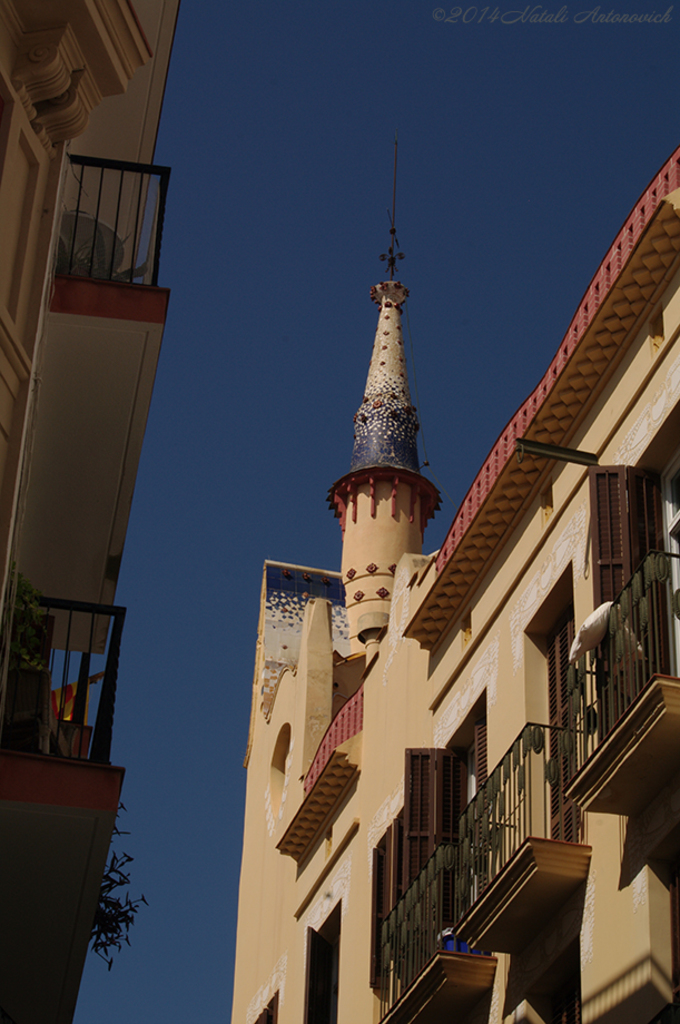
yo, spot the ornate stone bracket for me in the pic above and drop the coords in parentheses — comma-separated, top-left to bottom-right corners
(12, 27, 100, 152)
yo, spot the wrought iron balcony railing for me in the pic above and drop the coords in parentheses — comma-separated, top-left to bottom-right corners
(56, 155, 170, 286)
(379, 841, 490, 1015)
(2, 598, 125, 765)
(568, 550, 680, 770)
(453, 722, 578, 921)
(380, 722, 572, 1016)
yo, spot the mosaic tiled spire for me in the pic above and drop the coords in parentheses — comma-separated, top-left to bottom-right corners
(351, 281, 420, 473)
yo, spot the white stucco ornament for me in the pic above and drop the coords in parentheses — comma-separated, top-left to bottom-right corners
(382, 565, 411, 686)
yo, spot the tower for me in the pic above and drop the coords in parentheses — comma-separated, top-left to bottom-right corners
(329, 280, 439, 652)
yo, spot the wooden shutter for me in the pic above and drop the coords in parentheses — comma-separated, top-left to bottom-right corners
(628, 467, 664, 569)
(369, 845, 386, 988)
(304, 929, 333, 1024)
(590, 467, 631, 604)
(403, 749, 466, 889)
(385, 815, 403, 912)
(590, 466, 665, 603)
(474, 717, 488, 790)
(548, 610, 579, 843)
(404, 750, 435, 888)
(269, 992, 279, 1024)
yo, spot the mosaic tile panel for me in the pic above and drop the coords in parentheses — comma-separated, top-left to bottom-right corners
(261, 563, 350, 717)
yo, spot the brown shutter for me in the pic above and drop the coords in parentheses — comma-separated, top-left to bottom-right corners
(403, 749, 466, 888)
(386, 815, 403, 911)
(269, 992, 279, 1024)
(589, 466, 631, 604)
(369, 845, 386, 988)
(548, 610, 579, 843)
(474, 717, 488, 790)
(304, 929, 333, 1024)
(628, 467, 664, 569)
(403, 749, 435, 887)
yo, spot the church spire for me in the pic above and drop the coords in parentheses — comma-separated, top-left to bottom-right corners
(350, 281, 420, 474)
(328, 280, 439, 654)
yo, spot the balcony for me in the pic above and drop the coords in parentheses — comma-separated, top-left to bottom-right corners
(56, 155, 170, 286)
(277, 684, 363, 862)
(453, 723, 591, 953)
(21, 159, 171, 611)
(3, 597, 125, 765)
(567, 551, 680, 817)
(379, 724, 590, 1019)
(380, 843, 497, 1022)
(0, 597, 126, 1024)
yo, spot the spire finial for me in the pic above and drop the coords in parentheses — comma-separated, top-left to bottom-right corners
(379, 131, 404, 280)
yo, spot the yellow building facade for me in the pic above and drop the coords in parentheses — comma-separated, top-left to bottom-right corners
(232, 147, 680, 1024)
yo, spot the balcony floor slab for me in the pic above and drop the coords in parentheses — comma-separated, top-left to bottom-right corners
(381, 950, 497, 1024)
(454, 837, 592, 954)
(566, 675, 680, 817)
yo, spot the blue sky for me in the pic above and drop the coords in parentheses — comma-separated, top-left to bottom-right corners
(73, 1, 680, 1021)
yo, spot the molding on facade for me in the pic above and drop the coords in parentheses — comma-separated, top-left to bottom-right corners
(382, 565, 411, 687)
(301, 856, 352, 971)
(614, 348, 680, 464)
(433, 633, 500, 748)
(245, 952, 287, 1024)
(367, 780, 404, 876)
(408, 167, 680, 650)
(510, 503, 587, 673)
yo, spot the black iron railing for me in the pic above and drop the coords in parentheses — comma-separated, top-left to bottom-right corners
(379, 842, 490, 1015)
(646, 1005, 680, 1024)
(568, 550, 680, 770)
(2, 598, 125, 765)
(453, 722, 578, 922)
(380, 722, 572, 1016)
(56, 155, 170, 286)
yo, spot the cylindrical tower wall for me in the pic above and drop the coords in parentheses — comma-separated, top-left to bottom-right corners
(341, 477, 423, 652)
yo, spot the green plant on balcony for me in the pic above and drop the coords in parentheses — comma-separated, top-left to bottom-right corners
(7, 569, 46, 672)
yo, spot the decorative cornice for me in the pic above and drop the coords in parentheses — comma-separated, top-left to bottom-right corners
(328, 465, 440, 535)
(12, 26, 96, 151)
(408, 150, 680, 650)
(4, 0, 152, 151)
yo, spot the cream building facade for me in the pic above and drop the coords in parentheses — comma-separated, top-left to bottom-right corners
(0, 2, 178, 1021)
(232, 146, 680, 1024)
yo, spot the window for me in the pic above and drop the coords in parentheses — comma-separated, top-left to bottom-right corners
(305, 904, 340, 1024)
(370, 816, 402, 988)
(547, 608, 580, 843)
(664, 457, 680, 672)
(256, 992, 278, 1024)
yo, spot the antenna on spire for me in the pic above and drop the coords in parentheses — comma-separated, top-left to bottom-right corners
(379, 131, 405, 280)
